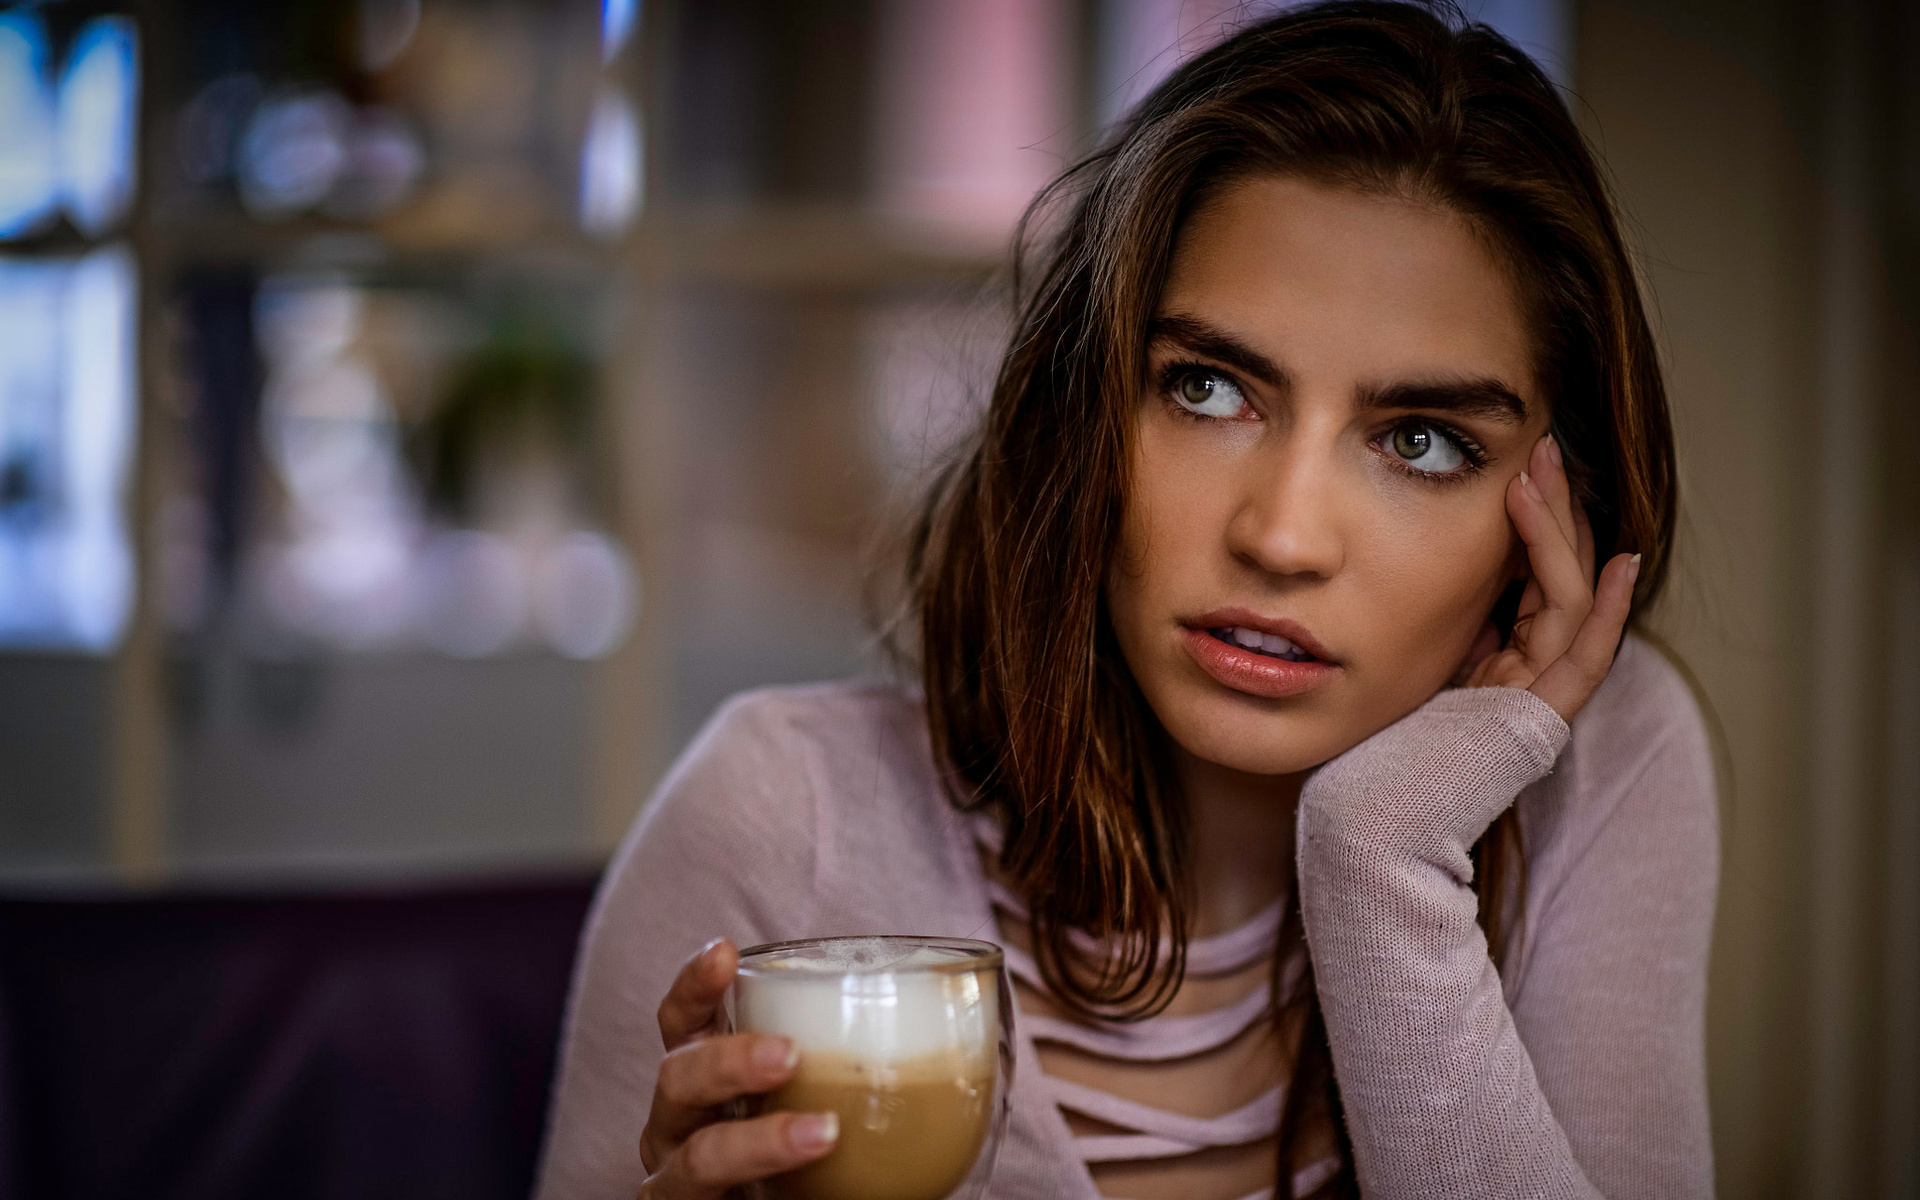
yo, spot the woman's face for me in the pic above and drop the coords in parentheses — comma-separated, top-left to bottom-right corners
(1108, 174, 1551, 776)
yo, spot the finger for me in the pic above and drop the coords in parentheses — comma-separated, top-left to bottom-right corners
(1506, 471, 1592, 664)
(1467, 646, 1527, 690)
(647, 1034, 798, 1150)
(1534, 435, 1578, 552)
(650, 1111, 839, 1199)
(1530, 553, 1639, 721)
(1572, 501, 1596, 591)
(659, 940, 737, 1051)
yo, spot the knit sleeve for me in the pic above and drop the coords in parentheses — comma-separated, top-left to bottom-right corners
(1296, 681, 1711, 1199)
(1508, 683, 1718, 1198)
(532, 692, 824, 1200)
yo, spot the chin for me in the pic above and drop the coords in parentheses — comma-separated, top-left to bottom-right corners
(1154, 686, 1358, 776)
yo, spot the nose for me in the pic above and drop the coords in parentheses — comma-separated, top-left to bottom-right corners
(1223, 432, 1347, 580)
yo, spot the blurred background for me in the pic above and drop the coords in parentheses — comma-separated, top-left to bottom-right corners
(0, 0, 1912, 1197)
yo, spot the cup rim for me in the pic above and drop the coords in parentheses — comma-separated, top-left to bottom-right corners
(735, 934, 1004, 978)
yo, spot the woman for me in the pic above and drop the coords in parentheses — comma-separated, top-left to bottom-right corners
(536, 4, 1717, 1198)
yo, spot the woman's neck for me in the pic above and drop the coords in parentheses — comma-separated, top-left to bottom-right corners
(1173, 747, 1304, 936)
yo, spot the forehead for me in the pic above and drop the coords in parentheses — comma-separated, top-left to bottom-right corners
(1160, 174, 1536, 397)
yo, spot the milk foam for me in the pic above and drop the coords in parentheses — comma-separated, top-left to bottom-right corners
(735, 941, 999, 1060)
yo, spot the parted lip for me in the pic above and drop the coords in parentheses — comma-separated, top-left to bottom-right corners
(1180, 608, 1339, 664)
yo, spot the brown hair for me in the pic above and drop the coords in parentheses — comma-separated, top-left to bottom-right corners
(904, 2, 1676, 1193)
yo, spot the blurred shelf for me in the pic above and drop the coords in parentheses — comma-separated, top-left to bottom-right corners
(646, 206, 1007, 292)
(141, 204, 1011, 296)
(143, 209, 614, 275)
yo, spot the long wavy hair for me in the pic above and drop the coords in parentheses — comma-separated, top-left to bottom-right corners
(903, 3, 1676, 1193)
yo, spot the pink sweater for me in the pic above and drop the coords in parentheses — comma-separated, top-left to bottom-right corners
(535, 634, 1717, 1199)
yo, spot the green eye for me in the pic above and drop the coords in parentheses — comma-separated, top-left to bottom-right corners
(1392, 426, 1430, 459)
(1169, 370, 1246, 418)
(1388, 422, 1466, 473)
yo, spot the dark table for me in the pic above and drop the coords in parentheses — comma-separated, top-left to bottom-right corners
(0, 874, 598, 1200)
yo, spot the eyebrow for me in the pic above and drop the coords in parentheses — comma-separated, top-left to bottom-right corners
(1150, 311, 1529, 424)
(1147, 314, 1289, 388)
(1359, 378, 1530, 424)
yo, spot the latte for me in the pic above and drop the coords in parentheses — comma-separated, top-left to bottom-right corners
(734, 937, 1010, 1200)
(757, 1046, 994, 1200)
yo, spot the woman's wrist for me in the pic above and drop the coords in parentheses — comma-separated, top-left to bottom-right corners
(1300, 684, 1570, 861)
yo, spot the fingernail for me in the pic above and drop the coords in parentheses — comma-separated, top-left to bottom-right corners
(1629, 552, 1643, 580)
(792, 1112, 838, 1152)
(1519, 470, 1540, 499)
(756, 1037, 798, 1072)
(1546, 435, 1562, 467)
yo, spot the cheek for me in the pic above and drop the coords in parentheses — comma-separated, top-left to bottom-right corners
(1110, 434, 1173, 635)
(1115, 425, 1207, 592)
(1358, 490, 1514, 653)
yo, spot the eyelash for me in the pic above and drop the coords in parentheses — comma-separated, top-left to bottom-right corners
(1381, 418, 1488, 484)
(1154, 360, 1491, 483)
(1156, 361, 1250, 422)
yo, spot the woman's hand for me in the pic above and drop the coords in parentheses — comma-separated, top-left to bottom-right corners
(1464, 434, 1640, 723)
(636, 940, 839, 1199)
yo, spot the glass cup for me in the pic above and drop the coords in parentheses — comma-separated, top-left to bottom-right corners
(729, 936, 1014, 1200)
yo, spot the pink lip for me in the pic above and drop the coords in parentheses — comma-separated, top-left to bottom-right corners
(1179, 608, 1340, 700)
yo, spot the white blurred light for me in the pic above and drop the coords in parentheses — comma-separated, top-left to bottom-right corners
(254, 277, 423, 649)
(264, 361, 399, 516)
(322, 108, 424, 219)
(416, 529, 529, 658)
(0, 13, 57, 238)
(0, 258, 65, 643)
(601, 0, 639, 61)
(57, 17, 139, 236)
(274, 522, 414, 647)
(256, 278, 362, 369)
(358, 0, 421, 71)
(238, 89, 351, 217)
(578, 85, 641, 239)
(59, 245, 136, 649)
(534, 530, 635, 659)
(0, 246, 136, 651)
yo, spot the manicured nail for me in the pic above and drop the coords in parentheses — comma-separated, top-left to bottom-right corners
(792, 1112, 839, 1152)
(1519, 470, 1541, 500)
(756, 1036, 798, 1072)
(1629, 552, 1643, 581)
(1546, 435, 1562, 468)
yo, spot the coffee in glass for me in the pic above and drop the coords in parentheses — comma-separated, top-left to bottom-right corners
(731, 936, 1013, 1200)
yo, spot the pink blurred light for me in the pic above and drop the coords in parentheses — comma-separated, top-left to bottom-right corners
(874, 0, 1072, 247)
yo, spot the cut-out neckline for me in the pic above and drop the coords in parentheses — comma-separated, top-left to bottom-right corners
(966, 814, 1339, 1199)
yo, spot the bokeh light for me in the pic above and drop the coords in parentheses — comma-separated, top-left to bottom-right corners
(578, 85, 641, 239)
(238, 89, 352, 217)
(0, 13, 57, 238)
(0, 245, 136, 651)
(57, 17, 139, 236)
(601, 0, 638, 62)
